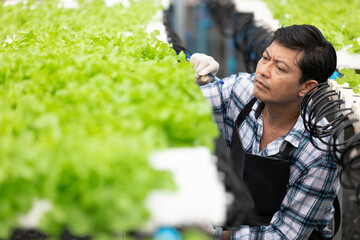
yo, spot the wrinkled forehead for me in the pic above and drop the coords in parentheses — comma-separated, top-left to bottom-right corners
(266, 41, 304, 68)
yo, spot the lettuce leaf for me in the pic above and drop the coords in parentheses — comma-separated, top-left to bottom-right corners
(0, 0, 218, 238)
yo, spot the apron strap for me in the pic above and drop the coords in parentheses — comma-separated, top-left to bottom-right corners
(279, 141, 296, 161)
(235, 97, 296, 161)
(235, 97, 258, 127)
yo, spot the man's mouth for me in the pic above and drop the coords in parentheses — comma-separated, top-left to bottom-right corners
(255, 77, 269, 90)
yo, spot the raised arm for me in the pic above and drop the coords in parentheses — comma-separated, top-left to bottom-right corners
(190, 53, 220, 85)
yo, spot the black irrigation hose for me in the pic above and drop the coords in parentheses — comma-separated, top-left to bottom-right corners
(300, 83, 353, 150)
(235, 26, 272, 72)
(163, 8, 190, 56)
(207, 0, 236, 37)
(332, 120, 360, 192)
(301, 83, 360, 204)
(329, 119, 359, 163)
(206, 0, 273, 72)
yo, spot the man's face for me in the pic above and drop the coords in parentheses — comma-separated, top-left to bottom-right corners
(253, 41, 304, 105)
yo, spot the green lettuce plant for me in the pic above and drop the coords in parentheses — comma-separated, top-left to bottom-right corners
(337, 68, 360, 93)
(263, 0, 360, 53)
(0, 0, 218, 239)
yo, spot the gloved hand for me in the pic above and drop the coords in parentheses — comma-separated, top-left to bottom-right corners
(190, 53, 220, 85)
(198, 222, 215, 237)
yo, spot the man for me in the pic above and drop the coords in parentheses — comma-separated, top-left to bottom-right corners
(190, 25, 340, 239)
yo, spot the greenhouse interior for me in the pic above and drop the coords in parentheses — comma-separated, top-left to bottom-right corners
(0, 0, 359, 239)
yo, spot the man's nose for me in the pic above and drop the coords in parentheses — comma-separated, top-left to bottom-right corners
(257, 61, 271, 78)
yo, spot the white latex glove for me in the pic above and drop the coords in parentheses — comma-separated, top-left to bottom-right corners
(190, 53, 220, 85)
(198, 222, 215, 236)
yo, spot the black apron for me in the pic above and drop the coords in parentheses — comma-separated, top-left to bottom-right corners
(220, 97, 340, 239)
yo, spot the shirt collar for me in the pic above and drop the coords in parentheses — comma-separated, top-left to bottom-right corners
(254, 100, 265, 119)
(252, 100, 304, 149)
(284, 116, 304, 148)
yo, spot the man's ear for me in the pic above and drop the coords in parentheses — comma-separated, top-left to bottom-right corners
(299, 79, 319, 97)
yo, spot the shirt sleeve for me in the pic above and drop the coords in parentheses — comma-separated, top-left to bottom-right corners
(231, 154, 340, 240)
(200, 73, 255, 144)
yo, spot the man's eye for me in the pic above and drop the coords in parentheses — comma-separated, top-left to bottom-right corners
(262, 56, 268, 60)
(277, 66, 284, 72)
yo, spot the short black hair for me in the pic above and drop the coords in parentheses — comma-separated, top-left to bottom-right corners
(272, 24, 337, 84)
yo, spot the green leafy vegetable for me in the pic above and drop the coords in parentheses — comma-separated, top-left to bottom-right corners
(263, 0, 360, 53)
(0, 0, 219, 239)
(337, 68, 360, 93)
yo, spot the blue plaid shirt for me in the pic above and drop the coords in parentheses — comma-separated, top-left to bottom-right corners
(201, 73, 340, 240)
